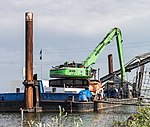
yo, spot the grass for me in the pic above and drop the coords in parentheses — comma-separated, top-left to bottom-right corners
(24, 106, 83, 127)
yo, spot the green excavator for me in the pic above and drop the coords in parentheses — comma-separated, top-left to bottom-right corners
(49, 28, 125, 86)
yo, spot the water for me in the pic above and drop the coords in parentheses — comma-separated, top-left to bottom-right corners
(141, 89, 150, 98)
(0, 105, 137, 127)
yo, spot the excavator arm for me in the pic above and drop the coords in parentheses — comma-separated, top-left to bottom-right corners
(83, 28, 125, 82)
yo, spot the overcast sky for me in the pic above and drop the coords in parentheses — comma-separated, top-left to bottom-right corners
(0, 0, 150, 92)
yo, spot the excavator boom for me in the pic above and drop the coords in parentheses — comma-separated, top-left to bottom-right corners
(83, 28, 125, 82)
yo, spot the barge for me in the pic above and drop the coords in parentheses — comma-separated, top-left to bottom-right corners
(0, 93, 138, 112)
(0, 80, 138, 113)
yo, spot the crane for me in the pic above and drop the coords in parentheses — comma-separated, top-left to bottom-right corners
(50, 27, 125, 83)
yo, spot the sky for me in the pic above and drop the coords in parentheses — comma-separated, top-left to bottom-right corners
(0, 0, 150, 92)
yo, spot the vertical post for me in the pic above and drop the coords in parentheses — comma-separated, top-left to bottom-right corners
(108, 54, 113, 74)
(108, 54, 114, 98)
(98, 68, 100, 80)
(137, 65, 145, 97)
(41, 60, 42, 79)
(40, 49, 42, 79)
(23, 12, 34, 111)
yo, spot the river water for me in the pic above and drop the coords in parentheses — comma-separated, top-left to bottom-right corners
(0, 105, 138, 127)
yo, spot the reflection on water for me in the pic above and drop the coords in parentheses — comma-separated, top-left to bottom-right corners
(0, 106, 138, 127)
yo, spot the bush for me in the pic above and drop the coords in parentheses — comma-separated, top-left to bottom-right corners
(127, 106, 150, 127)
(113, 105, 150, 127)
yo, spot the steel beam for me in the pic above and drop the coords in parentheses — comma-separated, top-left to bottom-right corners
(100, 56, 150, 83)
